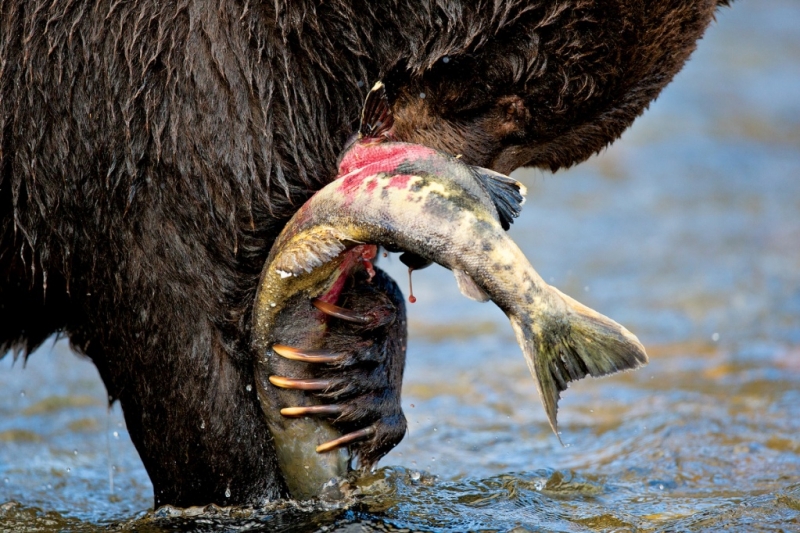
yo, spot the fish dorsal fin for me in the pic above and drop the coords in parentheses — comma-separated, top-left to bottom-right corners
(472, 166, 527, 231)
(272, 226, 350, 278)
(454, 269, 490, 302)
(359, 81, 394, 140)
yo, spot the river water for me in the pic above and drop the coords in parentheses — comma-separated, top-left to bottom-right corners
(2, 1, 799, 531)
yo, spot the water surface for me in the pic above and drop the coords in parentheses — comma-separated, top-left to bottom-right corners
(2, 2, 799, 531)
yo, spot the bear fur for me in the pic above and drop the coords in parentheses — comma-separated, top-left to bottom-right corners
(0, 0, 729, 507)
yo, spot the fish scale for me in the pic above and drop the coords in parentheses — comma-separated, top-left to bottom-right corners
(252, 82, 647, 500)
(253, 161, 646, 499)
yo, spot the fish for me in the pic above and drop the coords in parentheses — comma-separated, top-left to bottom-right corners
(252, 82, 648, 499)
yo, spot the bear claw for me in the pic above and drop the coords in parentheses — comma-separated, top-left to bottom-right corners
(280, 405, 343, 416)
(313, 298, 396, 329)
(313, 299, 372, 324)
(268, 376, 333, 390)
(316, 425, 376, 453)
(272, 344, 345, 364)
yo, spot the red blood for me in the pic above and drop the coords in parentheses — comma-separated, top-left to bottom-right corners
(339, 172, 366, 195)
(338, 142, 438, 177)
(364, 260, 376, 280)
(360, 245, 377, 260)
(316, 247, 364, 304)
(407, 267, 417, 303)
(386, 174, 411, 189)
(358, 245, 377, 280)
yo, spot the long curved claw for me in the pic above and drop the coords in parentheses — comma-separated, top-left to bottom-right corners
(280, 405, 343, 417)
(272, 344, 346, 364)
(316, 425, 376, 453)
(268, 376, 332, 391)
(312, 299, 371, 325)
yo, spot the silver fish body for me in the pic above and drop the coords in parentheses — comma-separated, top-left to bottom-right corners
(257, 150, 647, 460)
(253, 82, 646, 500)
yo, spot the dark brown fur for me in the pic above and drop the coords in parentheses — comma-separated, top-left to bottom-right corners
(0, 0, 730, 507)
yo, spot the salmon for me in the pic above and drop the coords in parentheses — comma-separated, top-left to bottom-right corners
(252, 82, 647, 499)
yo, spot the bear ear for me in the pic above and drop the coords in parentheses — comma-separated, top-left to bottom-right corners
(471, 166, 527, 231)
(359, 81, 394, 140)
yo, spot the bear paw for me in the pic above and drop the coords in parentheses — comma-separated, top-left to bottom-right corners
(266, 267, 408, 469)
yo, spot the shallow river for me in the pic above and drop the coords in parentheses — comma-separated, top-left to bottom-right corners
(2, 2, 799, 531)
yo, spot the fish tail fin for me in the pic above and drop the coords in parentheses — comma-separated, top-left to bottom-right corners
(510, 287, 647, 442)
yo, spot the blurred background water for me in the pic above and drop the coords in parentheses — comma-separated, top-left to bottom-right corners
(2, 1, 799, 531)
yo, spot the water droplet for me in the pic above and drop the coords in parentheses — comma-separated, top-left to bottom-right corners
(658, 484, 665, 490)
(584, 286, 590, 292)
(410, 471, 421, 481)
(225, 488, 231, 498)
(357, 80, 364, 87)
(66, 467, 71, 473)
(200, 421, 206, 429)
(113, 431, 119, 439)
(73, 450, 78, 456)
(19, 390, 25, 398)
(246, 384, 252, 392)
(47, 484, 52, 489)
(442, 56, 450, 64)
(3, 478, 8, 483)
(712, 332, 720, 342)
(270, 302, 277, 308)
(590, 409, 594, 413)
(433, 427, 437, 431)
(419, 92, 426, 99)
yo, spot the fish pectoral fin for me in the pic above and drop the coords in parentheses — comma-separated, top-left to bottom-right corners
(453, 269, 490, 302)
(471, 166, 527, 231)
(359, 81, 394, 140)
(272, 226, 351, 277)
(512, 287, 647, 442)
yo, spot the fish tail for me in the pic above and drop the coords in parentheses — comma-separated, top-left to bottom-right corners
(510, 287, 648, 442)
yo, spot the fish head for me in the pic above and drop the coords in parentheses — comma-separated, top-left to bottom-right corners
(337, 140, 441, 179)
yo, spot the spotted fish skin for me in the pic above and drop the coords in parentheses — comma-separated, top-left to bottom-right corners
(258, 145, 647, 439)
(251, 147, 522, 501)
(252, 83, 647, 500)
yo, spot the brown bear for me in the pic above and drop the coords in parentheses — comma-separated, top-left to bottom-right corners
(0, 0, 730, 508)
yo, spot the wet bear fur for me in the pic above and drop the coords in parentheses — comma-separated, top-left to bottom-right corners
(0, 0, 730, 507)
